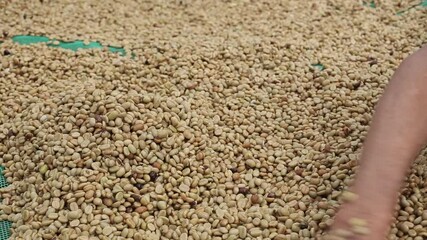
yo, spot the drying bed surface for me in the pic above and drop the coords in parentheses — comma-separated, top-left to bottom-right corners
(0, 0, 427, 239)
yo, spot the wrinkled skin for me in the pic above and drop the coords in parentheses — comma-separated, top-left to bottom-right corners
(324, 45, 427, 240)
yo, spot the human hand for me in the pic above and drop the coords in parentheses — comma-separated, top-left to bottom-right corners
(320, 45, 427, 240)
(320, 202, 392, 240)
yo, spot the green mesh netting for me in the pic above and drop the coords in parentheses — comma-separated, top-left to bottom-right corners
(0, 166, 10, 240)
(0, 167, 9, 190)
(11, 35, 126, 56)
(0, 221, 11, 240)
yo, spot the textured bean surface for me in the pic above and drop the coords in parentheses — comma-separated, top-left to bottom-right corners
(0, 0, 427, 239)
